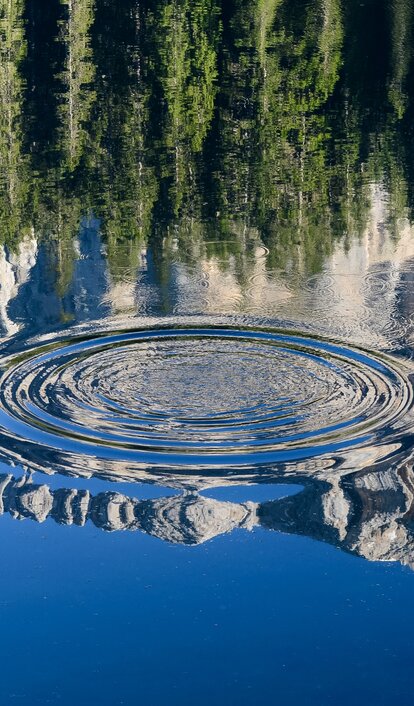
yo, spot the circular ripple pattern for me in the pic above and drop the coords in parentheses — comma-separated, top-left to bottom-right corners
(0, 328, 412, 468)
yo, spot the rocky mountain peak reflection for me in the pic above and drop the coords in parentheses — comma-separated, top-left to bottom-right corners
(3, 463, 414, 567)
(1, 473, 258, 544)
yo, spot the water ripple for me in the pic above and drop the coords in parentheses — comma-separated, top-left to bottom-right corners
(0, 326, 411, 473)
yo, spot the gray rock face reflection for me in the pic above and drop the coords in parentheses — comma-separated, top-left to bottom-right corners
(0, 474, 258, 544)
(3, 463, 414, 566)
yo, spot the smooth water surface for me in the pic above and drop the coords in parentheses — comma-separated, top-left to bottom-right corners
(1, 0, 414, 703)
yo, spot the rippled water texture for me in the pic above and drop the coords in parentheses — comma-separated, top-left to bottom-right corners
(0, 325, 412, 477)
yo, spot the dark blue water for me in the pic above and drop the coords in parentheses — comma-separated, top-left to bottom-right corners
(2, 498, 413, 706)
(1, 0, 414, 703)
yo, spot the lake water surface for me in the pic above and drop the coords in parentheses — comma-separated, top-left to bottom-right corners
(1, 0, 414, 703)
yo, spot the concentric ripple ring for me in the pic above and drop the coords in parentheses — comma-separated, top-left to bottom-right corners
(0, 327, 412, 469)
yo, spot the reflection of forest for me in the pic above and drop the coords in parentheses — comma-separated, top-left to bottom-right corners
(5, 457, 414, 568)
(1, 0, 414, 277)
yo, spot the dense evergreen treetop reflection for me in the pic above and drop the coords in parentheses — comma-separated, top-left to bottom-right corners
(1, 0, 414, 284)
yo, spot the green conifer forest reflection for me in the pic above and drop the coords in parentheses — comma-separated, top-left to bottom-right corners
(2, 0, 414, 283)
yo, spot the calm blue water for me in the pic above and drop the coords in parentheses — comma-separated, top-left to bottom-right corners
(1, 0, 414, 703)
(2, 476, 414, 705)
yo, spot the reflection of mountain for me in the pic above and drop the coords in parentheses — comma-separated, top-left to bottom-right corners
(7, 219, 110, 336)
(0, 474, 258, 544)
(144, 191, 414, 349)
(6, 207, 414, 355)
(0, 237, 37, 336)
(260, 465, 414, 568)
(3, 200, 414, 359)
(4, 463, 414, 566)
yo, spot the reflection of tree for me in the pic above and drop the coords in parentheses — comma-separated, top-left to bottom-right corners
(155, 0, 219, 153)
(147, 218, 264, 308)
(88, 0, 157, 252)
(388, 0, 413, 119)
(0, 0, 31, 244)
(214, 0, 346, 272)
(259, 0, 343, 270)
(149, 0, 221, 217)
(38, 190, 83, 301)
(1, 0, 414, 281)
(58, 0, 96, 171)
